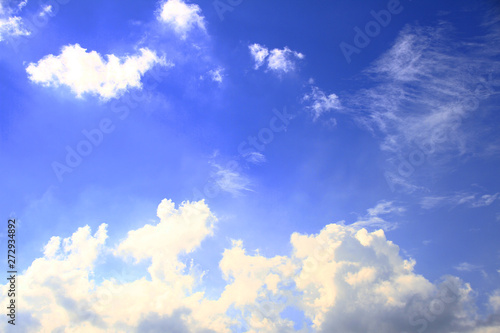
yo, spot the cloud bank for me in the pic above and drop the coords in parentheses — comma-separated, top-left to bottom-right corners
(2, 199, 499, 332)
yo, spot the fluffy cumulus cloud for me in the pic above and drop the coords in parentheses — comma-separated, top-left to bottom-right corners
(303, 86, 342, 120)
(0, 0, 30, 41)
(158, 0, 206, 39)
(116, 199, 216, 281)
(1, 199, 499, 332)
(26, 44, 168, 100)
(249, 43, 304, 74)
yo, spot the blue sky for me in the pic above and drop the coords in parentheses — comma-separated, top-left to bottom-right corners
(1, 0, 500, 332)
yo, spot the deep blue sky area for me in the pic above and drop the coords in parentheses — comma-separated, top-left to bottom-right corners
(0, 0, 499, 332)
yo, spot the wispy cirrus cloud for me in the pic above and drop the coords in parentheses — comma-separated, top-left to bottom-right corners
(345, 22, 500, 157)
(421, 192, 499, 209)
(454, 262, 482, 272)
(26, 44, 169, 100)
(211, 163, 252, 197)
(347, 200, 405, 231)
(243, 151, 266, 164)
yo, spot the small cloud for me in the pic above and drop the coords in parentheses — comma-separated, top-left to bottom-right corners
(18, 0, 28, 11)
(367, 200, 405, 216)
(212, 164, 252, 197)
(455, 262, 482, 272)
(39, 5, 52, 17)
(303, 86, 342, 121)
(243, 151, 266, 164)
(420, 196, 447, 209)
(158, 0, 206, 39)
(384, 171, 428, 194)
(249, 43, 304, 74)
(349, 201, 404, 231)
(208, 67, 224, 83)
(472, 193, 499, 207)
(267, 47, 304, 73)
(421, 192, 499, 209)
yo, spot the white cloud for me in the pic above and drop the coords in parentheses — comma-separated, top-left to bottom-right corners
(303, 86, 342, 121)
(249, 43, 269, 69)
(421, 192, 499, 209)
(43, 236, 61, 258)
(39, 4, 52, 17)
(0, 16, 29, 40)
(212, 163, 252, 197)
(0, 0, 30, 41)
(116, 199, 216, 281)
(348, 200, 405, 231)
(26, 44, 168, 100)
(243, 151, 266, 164)
(455, 262, 482, 272)
(366, 200, 405, 216)
(345, 23, 500, 157)
(267, 47, 304, 72)
(18, 0, 28, 11)
(2, 199, 499, 332)
(158, 0, 206, 39)
(208, 67, 224, 83)
(249, 43, 304, 74)
(0, 0, 57, 41)
(471, 193, 499, 207)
